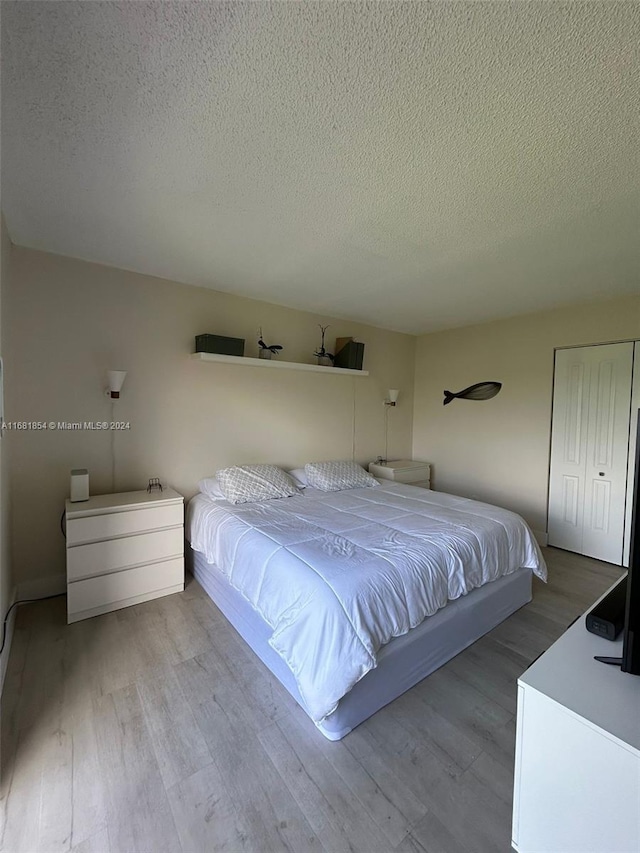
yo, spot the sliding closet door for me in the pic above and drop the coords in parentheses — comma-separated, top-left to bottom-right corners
(548, 342, 633, 564)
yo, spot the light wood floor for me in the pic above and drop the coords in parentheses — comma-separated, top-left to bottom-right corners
(1, 549, 623, 853)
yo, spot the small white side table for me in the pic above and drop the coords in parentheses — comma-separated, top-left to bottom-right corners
(368, 459, 431, 489)
(65, 487, 184, 623)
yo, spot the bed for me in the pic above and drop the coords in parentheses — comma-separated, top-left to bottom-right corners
(186, 480, 546, 740)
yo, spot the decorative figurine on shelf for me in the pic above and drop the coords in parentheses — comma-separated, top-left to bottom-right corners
(314, 324, 334, 367)
(147, 478, 163, 493)
(257, 328, 283, 360)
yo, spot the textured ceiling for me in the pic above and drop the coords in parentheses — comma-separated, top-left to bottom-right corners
(2, 1, 639, 334)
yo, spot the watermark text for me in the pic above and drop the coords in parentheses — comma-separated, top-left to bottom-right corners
(2, 421, 131, 431)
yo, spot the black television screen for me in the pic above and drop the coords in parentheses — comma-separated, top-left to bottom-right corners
(595, 407, 640, 675)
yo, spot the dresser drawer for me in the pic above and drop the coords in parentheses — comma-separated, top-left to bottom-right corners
(399, 468, 431, 484)
(67, 527, 184, 581)
(67, 558, 184, 618)
(411, 480, 431, 490)
(67, 503, 183, 546)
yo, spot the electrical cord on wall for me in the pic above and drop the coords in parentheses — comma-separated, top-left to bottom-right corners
(0, 593, 65, 655)
(1, 510, 69, 656)
(351, 378, 357, 462)
(110, 399, 116, 491)
(384, 404, 390, 463)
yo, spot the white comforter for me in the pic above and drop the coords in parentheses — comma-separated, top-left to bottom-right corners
(187, 482, 546, 723)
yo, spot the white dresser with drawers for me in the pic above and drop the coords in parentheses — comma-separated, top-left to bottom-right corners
(65, 488, 184, 623)
(512, 576, 640, 853)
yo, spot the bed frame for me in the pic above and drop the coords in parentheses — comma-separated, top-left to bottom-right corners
(190, 547, 533, 740)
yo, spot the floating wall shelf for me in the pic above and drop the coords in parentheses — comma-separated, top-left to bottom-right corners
(190, 352, 369, 376)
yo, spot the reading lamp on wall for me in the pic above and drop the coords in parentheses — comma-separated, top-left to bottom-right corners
(106, 370, 127, 399)
(385, 389, 400, 407)
(105, 370, 127, 492)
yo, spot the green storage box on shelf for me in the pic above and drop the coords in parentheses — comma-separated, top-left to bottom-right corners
(195, 334, 245, 357)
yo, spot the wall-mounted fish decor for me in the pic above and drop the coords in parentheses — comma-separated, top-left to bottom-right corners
(443, 382, 502, 406)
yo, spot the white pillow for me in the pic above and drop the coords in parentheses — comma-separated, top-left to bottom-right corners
(288, 468, 308, 488)
(216, 464, 300, 504)
(304, 460, 378, 492)
(198, 477, 226, 500)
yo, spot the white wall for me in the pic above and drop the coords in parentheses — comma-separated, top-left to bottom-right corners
(5, 246, 415, 589)
(8, 242, 637, 596)
(412, 295, 640, 538)
(0, 216, 15, 687)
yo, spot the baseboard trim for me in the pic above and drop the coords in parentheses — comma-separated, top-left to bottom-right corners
(17, 573, 66, 600)
(1, 586, 17, 694)
(534, 529, 549, 547)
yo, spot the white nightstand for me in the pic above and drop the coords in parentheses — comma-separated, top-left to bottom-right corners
(65, 487, 184, 623)
(368, 459, 431, 489)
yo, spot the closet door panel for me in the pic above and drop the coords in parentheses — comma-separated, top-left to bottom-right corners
(582, 342, 633, 563)
(548, 351, 590, 553)
(549, 342, 633, 565)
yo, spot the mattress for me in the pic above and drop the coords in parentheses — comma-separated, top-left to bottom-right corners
(187, 482, 545, 727)
(191, 548, 533, 740)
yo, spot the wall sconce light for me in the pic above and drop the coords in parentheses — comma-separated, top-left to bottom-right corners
(385, 389, 400, 407)
(106, 370, 127, 399)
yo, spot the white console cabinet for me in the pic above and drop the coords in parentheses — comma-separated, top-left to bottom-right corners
(512, 575, 640, 853)
(65, 488, 184, 623)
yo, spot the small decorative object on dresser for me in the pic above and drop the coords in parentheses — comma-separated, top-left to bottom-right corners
(65, 487, 184, 623)
(368, 459, 431, 489)
(69, 468, 90, 502)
